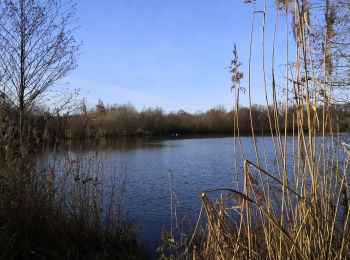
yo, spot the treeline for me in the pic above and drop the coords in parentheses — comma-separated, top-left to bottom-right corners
(2, 99, 349, 144)
(53, 100, 350, 139)
(0, 97, 350, 145)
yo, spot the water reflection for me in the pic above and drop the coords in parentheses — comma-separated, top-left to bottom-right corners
(37, 135, 349, 258)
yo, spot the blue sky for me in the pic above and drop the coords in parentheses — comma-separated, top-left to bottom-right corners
(68, 0, 289, 113)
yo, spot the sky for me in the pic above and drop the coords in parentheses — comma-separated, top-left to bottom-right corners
(67, 0, 289, 113)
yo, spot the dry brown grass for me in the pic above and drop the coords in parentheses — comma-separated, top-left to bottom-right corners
(0, 150, 144, 259)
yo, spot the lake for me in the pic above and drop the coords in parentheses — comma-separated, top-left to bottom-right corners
(38, 135, 347, 257)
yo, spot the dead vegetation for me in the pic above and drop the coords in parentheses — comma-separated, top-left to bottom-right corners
(165, 1, 350, 259)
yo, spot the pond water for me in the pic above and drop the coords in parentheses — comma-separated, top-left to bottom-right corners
(38, 135, 348, 258)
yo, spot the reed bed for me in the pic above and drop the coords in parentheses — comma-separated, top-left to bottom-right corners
(176, 0, 350, 259)
(0, 150, 143, 259)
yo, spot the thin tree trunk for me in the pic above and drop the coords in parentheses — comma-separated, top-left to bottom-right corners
(19, 0, 26, 144)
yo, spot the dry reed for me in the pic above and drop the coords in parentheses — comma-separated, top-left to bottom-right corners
(180, 1, 350, 259)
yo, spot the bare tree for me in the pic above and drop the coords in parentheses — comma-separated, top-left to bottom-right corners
(323, 0, 350, 90)
(275, 0, 350, 103)
(0, 0, 80, 137)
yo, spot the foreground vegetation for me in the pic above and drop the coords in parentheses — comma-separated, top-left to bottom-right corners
(0, 114, 145, 258)
(0, 0, 145, 259)
(163, 0, 350, 259)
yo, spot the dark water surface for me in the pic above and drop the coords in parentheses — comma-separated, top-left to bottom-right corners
(38, 135, 346, 257)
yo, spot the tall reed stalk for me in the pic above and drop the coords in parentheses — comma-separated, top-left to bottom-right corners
(187, 0, 350, 259)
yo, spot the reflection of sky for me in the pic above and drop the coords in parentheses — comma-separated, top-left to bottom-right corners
(63, 1, 294, 113)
